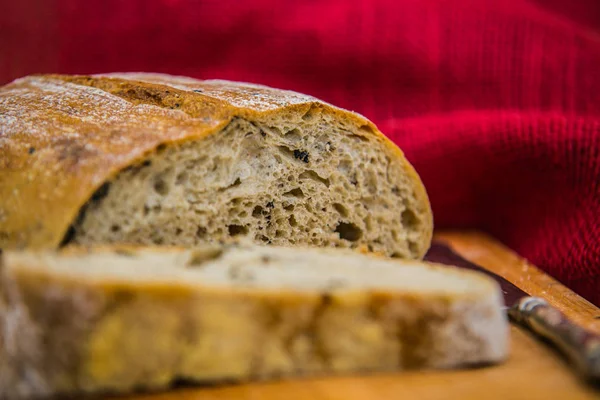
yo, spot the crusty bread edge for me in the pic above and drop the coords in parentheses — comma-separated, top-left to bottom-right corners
(1, 247, 506, 398)
(0, 74, 432, 255)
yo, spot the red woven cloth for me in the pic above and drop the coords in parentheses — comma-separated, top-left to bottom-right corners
(2, 0, 600, 305)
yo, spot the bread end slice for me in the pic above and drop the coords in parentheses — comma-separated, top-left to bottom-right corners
(0, 243, 508, 399)
(0, 74, 432, 258)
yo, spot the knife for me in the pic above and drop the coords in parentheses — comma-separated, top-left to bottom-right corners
(425, 243, 600, 384)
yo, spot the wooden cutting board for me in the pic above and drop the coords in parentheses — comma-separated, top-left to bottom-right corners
(119, 231, 600, 400)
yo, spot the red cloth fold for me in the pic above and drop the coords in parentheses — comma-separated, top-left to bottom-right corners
(2, 0, 599, 305)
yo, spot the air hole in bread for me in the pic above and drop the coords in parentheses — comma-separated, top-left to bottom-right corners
(284, 128, 302, 143)
(333, 203, 348, 218)
(283, 188, 304, 198)
(176, 171, 189, 185)
(196, 226, 207, 238)
(301, 105, 317, 121)
(298, 170, 330, 187)
(252, 206, 263, 218)
(225, 177, 242, 189)
(408, 241, 419, 256)
(335, 222, 362, 242)
(228, 224, 248, 236)
(401, 209, 418, 229)
(268, 126, 283, 136)
(277, 145, 295, 161)
(259, 235, 271, 243)
(288, 215, 298, 227)
(153, 178, 169, 195)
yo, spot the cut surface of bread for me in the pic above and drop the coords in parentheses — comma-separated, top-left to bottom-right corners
(0, 242, 508, 399)
(0, 74, 432, 258)
(72, 115, 425, 258)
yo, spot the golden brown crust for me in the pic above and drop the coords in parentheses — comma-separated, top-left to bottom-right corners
(0, 74, 432, 251)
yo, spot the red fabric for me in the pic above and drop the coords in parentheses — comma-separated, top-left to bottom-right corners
(2, 0, 599, 305)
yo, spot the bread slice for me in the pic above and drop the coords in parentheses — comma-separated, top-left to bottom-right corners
(0, 74, 432, 258)
(0, 242, 508, 399)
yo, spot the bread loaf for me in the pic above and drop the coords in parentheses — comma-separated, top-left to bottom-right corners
(0, 73, 432, 258)
(0, 242, 508, 399)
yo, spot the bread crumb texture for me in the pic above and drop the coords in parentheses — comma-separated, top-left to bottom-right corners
(72, 115, 427, 259)
(0, 74, 432, 257)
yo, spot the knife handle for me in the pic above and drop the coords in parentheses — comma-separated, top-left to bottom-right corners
(508, 297, 600, 382)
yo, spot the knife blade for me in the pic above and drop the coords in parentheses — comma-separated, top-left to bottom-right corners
(425, 242, 600, 384)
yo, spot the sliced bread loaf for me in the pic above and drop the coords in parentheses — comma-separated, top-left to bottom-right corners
(0, 242, 508, 399)
(0, 74, 432, 258)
